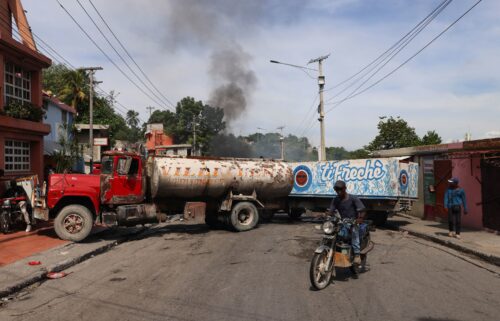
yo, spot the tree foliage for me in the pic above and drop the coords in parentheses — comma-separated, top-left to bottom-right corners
(43, 64, 140, 145)
(366, 116, 422, 151)
(147, 97, 225, 154)
(421, 130, 442, 145)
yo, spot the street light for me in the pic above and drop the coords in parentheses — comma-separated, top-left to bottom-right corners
(270, 55, 329, 161)
(269, 60, 318, 72)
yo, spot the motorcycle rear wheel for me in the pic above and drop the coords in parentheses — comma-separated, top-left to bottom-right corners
(310, 251, 334, 290)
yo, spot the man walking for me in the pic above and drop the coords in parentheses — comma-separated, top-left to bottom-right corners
(444, 177, 468, 239)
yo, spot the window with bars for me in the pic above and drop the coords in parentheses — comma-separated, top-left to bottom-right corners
(4, 62, 31, 105)
(4, 140, 30, 172)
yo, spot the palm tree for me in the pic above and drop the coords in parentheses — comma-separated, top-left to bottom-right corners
(59, 70, 87, 111)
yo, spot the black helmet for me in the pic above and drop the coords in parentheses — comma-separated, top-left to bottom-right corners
(334, 180, 346, 191)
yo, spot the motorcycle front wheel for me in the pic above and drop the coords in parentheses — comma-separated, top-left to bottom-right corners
(309, 251, 334, 290)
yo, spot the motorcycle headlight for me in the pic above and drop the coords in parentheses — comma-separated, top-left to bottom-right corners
(2, 199, 10, 207)
(322, 221, 334, 234)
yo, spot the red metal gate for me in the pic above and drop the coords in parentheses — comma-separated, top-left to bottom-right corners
(481, 159, 500, 231)
(433, 160, 452, 221)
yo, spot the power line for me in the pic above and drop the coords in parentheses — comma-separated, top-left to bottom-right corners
(294, 93, 318, 134)
(55, 0, 168, 110)
(75, 0, 174, 109)
(325, 0, 483, 114)
(324, 0, 452, 104)
(324, 0, 451, 105)
(87, 0, 176, 109)
(0, 13, 146, 123)
(323, 0, 450, 94)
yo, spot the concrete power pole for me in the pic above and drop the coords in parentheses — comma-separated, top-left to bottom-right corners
(277, 126, 285, 160)
(308, 54, 330, 161)
(80, 67, 102, 173)
(192, 115, 197, 156)
(146, 106, 155, 119)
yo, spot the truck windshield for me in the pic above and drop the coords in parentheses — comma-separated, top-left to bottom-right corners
(101, 157, 113, 174)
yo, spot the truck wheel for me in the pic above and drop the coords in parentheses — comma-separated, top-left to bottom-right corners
(54, 205, 93, 242)
(259, 209, 274, 223)
(230, 202, 259, 232)
(289, 208, 304, 219)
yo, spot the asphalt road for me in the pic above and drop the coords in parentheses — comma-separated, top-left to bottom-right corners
(1, 214, 499, 321)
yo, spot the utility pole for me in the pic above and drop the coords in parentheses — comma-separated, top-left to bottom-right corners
(308, 54, 330, 161)
(79, 67, 102, 173)
(192, 115, 197, 156)
(146, 106, 155, 119)
(277, 126, 285, 160)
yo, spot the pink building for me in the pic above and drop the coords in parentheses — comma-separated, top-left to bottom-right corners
(373, 138, 500, 232)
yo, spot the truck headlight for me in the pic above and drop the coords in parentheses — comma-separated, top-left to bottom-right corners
(322, 221, 334, 234)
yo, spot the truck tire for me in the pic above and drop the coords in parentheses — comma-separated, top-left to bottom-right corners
(289, 208, 305, 219)
(230, 202, 259, 232)
(54, 205, 93, 242)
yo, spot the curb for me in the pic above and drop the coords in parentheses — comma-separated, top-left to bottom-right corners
(0, 227, 146, 299)
(388, 223, 500, 267)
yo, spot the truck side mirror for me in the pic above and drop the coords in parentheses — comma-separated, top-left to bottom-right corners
(117, 157, 132, 175)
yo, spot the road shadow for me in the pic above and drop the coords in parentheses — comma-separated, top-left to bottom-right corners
(417, 317, 460, 321)
(81, 222, 213, 244)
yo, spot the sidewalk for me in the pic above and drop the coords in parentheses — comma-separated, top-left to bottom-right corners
(0, 224, 146, 298)
(0, 221, 67, 266)
(389, 214, 500, 266)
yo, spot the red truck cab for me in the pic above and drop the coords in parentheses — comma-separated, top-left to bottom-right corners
(100, 152, 145, 206)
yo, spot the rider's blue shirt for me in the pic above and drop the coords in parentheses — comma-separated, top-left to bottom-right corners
(329, 194, 365, 219)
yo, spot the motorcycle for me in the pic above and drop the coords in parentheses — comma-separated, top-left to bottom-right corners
(309, 212, 375, 290)
(0, 196, 28, 233)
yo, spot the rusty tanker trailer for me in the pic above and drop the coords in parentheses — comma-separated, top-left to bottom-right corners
(77, 152, 296, 237)
(146, 156, 293, 230)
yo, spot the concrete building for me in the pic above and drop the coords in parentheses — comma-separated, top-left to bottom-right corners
(74, 124, 109, 173)
(0, 0, 51, 187)
(373, 138, 500, 232)
(42, 92, 76, 166)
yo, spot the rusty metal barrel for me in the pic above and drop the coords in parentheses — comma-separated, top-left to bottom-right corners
(149, 157, 293, 200)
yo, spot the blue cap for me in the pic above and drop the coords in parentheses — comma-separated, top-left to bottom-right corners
(448, 177, 459, 184)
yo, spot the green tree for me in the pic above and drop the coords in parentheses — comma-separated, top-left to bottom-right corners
(147, 97, 225, 154)
(42, 64, 73, 96)
(59, 70, 88, 113)
(366, 116, 422, 151)
(126, 110, 141, 142)
(421, 130, 442, 145)
(326, 146, 350, 160)
(349, 148, 371, 159)
(43, 64, 144, 146)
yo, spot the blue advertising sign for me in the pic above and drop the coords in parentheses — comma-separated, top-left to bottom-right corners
(290, 158, 418, 199)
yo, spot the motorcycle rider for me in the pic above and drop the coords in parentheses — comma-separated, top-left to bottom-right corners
(3, 179, 32, 232)
(328, 180, 366, 264)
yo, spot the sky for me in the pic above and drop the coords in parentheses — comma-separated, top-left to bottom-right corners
(22, 0, 500, 150)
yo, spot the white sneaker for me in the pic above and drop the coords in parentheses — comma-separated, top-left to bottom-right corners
(455, 234, 461, 239)
(25, 225, 32, 233)
(448, 232, 454, 237)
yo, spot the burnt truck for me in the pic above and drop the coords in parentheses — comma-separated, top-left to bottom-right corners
(287, 158, 419, 225)
(33, 151, 293, 241)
